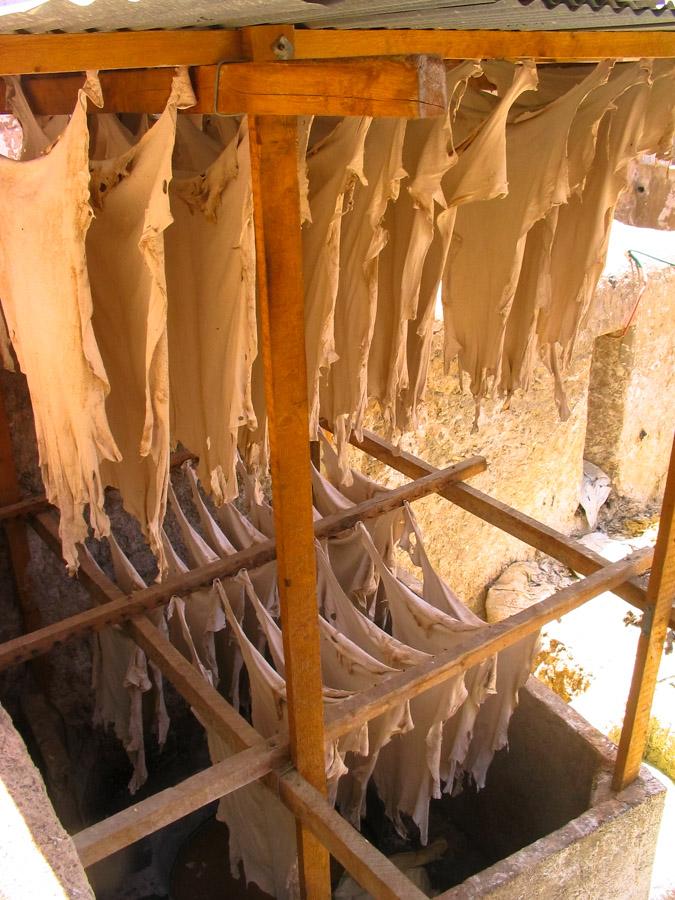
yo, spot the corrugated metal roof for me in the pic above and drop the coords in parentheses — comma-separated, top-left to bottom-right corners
(0, 0, 672, 33)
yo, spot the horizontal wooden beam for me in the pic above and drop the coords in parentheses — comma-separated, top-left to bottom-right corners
(294, 29, 675, 61)
(0, 28, 673, 79)
(0, 30, 243, 75)
(0, 55, 447, 118)
(73, 739, 287, 867)
(0, 455, 484, 669)
(324, 546, 654, 742)
(335, 426, 672, 627)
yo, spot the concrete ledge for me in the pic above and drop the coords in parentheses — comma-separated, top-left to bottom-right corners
(0, 702, 93, 900)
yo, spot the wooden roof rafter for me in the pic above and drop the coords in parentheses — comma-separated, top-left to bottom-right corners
(0, 26, 675, 79)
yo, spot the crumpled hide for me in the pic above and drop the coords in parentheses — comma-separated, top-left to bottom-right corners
(92, 533, 169, 793)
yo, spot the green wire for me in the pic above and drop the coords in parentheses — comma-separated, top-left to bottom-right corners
(627, 248, 675, 268)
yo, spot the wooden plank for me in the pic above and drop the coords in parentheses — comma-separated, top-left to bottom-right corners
(73, 740, 287, 867)
(294, 29, 675, 61)
(0, 30, 243, 75)
(0, 28, 674, 79)
(0, 454, 482, 663)
(248, 111, 330, 899)
(324, 548, 654, 742)
(334, 425, 668, 625)
(212, 55, 447, 117)
(0, 55, 447, 118)
(612, 436, 675, 791)
(279, 770, 428, 900)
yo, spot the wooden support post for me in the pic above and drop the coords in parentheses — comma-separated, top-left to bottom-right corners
(612, 435, 675, 791)
(247, 39, 331, 891)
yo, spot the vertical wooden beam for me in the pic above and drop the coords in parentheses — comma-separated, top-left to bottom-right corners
(247, 26, 331, 894)
(613, 434, 675, 791)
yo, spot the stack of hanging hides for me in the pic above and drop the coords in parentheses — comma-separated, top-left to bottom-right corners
(302, 59, 675, 473)
(84, 446, 537, 897)
(1, 60, 673, 569)
(0, 73, 259, 575)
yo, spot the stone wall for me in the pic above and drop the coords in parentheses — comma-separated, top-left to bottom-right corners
(615, 158, 675, 231)
(585, 269, 675, 505)
(359, 341, 593, 612)
(353, 256, 671, 611)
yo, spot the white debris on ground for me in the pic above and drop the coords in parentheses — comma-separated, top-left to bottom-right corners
(579, 461, 612, 531)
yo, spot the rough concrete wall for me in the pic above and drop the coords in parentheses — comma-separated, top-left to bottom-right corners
(358, 336, 592, 612)
(0, 702, 94, 899)
(442, 679, 666, 900)
(445, 679, 606, 865)
(585, 269, 675, 505)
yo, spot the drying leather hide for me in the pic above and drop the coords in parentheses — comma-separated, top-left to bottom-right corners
(0, 73, 120, 571)
(166, 120, 257, 505)
(303, 117, 371, 438)
(369, 61, 482, 438)
(319, 118, 406, 473)
(88, 70, 196, 573)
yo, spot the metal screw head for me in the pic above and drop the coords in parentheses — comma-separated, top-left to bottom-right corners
(272, 35, 294, 60)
